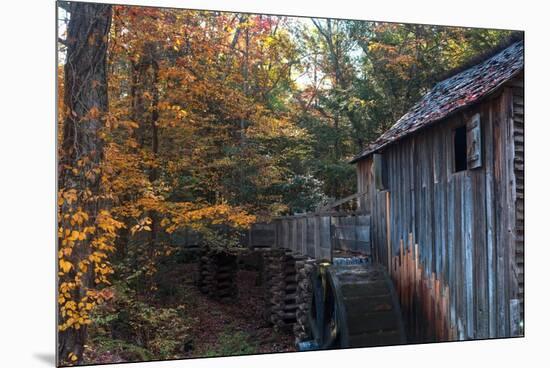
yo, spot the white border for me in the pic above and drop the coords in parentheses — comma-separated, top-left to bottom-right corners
(1, 0, 548, 367)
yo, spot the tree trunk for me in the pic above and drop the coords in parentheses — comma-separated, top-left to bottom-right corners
(149, 58, 160, 262)
(58, 2, 112, 364)
(130, 43, 161, 294)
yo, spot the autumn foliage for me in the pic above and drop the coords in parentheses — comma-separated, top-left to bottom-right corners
(57, 2, 516, 365)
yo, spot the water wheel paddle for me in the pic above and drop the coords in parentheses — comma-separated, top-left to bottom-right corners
(307, 262, 406, 349)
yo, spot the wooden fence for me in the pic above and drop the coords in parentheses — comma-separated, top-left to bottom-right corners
(248, 212, 371, 260)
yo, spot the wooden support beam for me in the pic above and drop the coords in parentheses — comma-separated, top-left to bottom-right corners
(320, 191, 368, 212)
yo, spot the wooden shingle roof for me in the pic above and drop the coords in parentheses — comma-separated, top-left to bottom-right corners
(350, 40, 524, 163)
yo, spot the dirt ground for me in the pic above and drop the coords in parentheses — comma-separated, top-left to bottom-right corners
(180, 263, 296, 358)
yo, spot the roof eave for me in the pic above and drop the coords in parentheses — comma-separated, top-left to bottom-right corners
(349, 66, 524, 165)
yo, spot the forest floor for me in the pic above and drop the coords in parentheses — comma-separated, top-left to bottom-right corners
(84, 260, 296, 364)
(181, 264, 296, 358)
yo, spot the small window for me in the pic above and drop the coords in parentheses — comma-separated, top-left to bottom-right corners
(373, 153, 387, 190)
(454, 126, 467, 172)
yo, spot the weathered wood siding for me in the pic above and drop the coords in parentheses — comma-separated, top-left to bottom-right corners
(511, 76, 524, 326)
(274, 214, 333, 259)
(254, 213, 371, 260)
(248, 223, 277, 248)
(357, 77, 524, 341)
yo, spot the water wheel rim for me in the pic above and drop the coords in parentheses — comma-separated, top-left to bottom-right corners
(321, 277, 342, 348)
(381, 266, 407, 343)
(308, 269, 325, 343)
(324, 267, 347, 348)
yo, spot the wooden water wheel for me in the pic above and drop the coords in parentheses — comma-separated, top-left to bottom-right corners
(307, 262, 406, 349)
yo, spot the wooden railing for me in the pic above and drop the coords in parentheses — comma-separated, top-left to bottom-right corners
(248, 192, 371, 260)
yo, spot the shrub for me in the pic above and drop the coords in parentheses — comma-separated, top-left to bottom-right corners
(88, 282, 193, 361)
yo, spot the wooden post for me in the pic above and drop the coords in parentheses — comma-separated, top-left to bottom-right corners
(386, 192, 392, 274)
(408, 233, 414, 312)
(353, 215, 358, 252)
(435, 277, 441, 340)
(330, 216, 335, 262)
(314, 215, 320, 259)
(399, 239, 404, 302)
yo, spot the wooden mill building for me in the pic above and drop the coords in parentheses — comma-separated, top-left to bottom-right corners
(350, 40, 524, 341)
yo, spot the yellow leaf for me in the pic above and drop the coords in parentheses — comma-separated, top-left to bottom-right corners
(59, 259, 73, 273)
(69, 352, 78, 362)
(70, 230, 80, 241)
(78, 261, 88, 273)
(63, 189, 78, 205)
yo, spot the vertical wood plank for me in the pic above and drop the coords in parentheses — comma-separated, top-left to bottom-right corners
(314, 215, 320, 260)
(504, 87, 520, 336)
(386, 192, 392, 273)
(456, 172, 465, 340)
(494, 93, 510, 337)
(485, 99, 497, 338)
(464, 170, 475, 339)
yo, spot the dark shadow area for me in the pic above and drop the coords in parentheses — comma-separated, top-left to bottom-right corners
(33, 352, 56, 366)
(454, 125, 467, 172)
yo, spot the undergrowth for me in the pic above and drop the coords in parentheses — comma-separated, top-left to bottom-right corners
(202, 328, 258, 357)
(85, 282, 194, 363)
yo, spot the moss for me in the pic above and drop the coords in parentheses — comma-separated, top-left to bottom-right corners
(203, 329, 257, 357)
